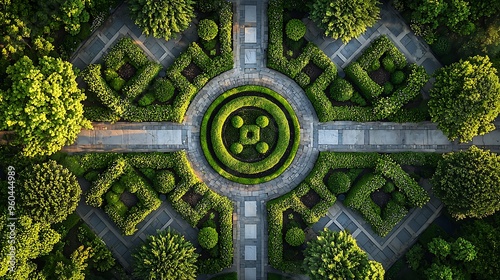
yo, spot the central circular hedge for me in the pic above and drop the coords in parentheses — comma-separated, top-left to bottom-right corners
(201, 85, 300, 184)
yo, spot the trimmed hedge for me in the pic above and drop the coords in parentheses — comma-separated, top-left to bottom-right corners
(356, 35, 406, 71)
(330, 78, 354, 101)
(344, 62, 383, 100)
(344, 173, 386, 208)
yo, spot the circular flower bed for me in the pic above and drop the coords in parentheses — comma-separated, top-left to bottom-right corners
(201, 85, 300, 184)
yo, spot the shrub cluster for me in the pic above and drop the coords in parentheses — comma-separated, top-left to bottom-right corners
(285, 19, 306, 41)
(327, 172, 351, 194)
(330, 78, 354, 102)
(285, 227, 305, 247)
(198, 19, 219, 41)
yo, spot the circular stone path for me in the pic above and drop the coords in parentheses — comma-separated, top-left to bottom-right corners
(185, 68, 319, 199)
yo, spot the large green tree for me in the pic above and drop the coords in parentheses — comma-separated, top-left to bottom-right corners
(20, 160, 82, 224)
(303, 229, 384, 280)
(0, 56, 91, 157)
(309, 0, 381, 43)
(432, 146, 500, 220)
(128, 0, 195, 40)
(133, 229, 199, 280)
(428, 55, 500, 142)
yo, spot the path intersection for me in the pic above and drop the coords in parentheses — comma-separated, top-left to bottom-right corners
(65, 1, 500, 279)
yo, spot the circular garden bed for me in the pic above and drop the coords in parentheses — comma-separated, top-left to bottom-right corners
(201, 85, 300, 184)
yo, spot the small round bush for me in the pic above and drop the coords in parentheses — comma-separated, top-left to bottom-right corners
(84, 170, 100, 182)
(286, 19, 306, 41)
(156, 170, 176, 194)
(432, 37, 452, 57)
(369, 59, 381, 72)
(105, 69, 119, 82)
(256, 142, 269, 154)
(105, 191, 120, 205)
(327, 172, 351, 194)
(154, 79, 175, 102)
(198, 19, 218, 41)
(230, 143, 243, 154)
(383, 82, 394, 95)
(198, 227, 219, 249)
(256, 116, 269, 128)
(382, 56, 396, 73)
(138, 93, 156, 107)
(391, 71, 406, 85)
(330, 78, 354, 102)
(202, 38, 217, 51)
(110, 77, 126, 91)
(231, 116, 244, 128)
(112, 182, 126, 194)
(392, 191, 407, 205)
(382, 181, 395, 193)
(285, 227, 306, 247)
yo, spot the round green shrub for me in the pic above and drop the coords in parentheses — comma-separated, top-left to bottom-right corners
(202, 38, 217, 51)
(383, 82, 394, 95)
(105, 191, 120, 205)
(286, 19, 306, 41)
(112, 182, 126, 194)
(230, 143, 243, 154)
(432, 37, 452, 57)
(105, 69, 119, 82)
(84, 170, 100, 182)
(110, 77, 126, 91)
(330, 78, 354, 102)
(369, 59, 381, 72)
(153, 79, 175, 102)
(231, 116, 244, 128)
(392, 191, 407, 205)
(391, 71, 406, 85)
(198, 227, 219, 249)
(256, 115, 269, 128)
(285, 227, 306, 247)
(327, 172, 351, 194)
(198, 19, 218, 41)
(138, 93, 156, 107)
(382, 56, 396, 73)
(382, 181, 395, 193)
(156, 170, 176, 194)
(256, 142, 269, 154)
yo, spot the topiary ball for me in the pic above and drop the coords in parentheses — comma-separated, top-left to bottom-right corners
(392, 191, 407, 205)
(391, 71, 406, 85)
(383, 82, 394, 95)
(369, 59, 381, 72)
(155, 170, 176, 194)
(112, 182, 126, 194)
(153, 79, 175, 103)
(286, 19, 306, 41)
(382, 181, 395, 193)
(230, 143, 243, 154)
(285, 227, 306, 247)
(256, 115, 269, 128)
(105, 191, 120, 205)
(327, 172, 351, 194)
(330, 78, 354, 102)
(256, 142, 269, 154)
(198, 227, 219, 249)
(382, 56, 396, 73)
(231, 115, 244, 128)
(198, 19, 219, 41)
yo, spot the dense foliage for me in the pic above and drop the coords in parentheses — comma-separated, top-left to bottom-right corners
(303, 229, 384, 279)
(285, 19, 306, 41)
(0, 56, 91, 157)
(429, 55, 500, 142)
(128, 0, 195, 40)
(20, 160, 81, 224)
(198, 19, 218, 41)
(432, 146, 500, 220)
(309, 0, 381, 42)
(133, 229, 199, 280)
(198, 227, 219, 250)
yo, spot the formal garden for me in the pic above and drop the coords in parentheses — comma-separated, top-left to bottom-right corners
(1, 0, 500, 279)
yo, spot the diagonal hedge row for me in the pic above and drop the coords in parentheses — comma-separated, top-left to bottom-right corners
(60, 151, 234, 274)
(81, 2, 233, 123)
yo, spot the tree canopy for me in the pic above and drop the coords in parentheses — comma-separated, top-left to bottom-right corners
(432, 146, 500, 220)
(303, 229, 384, 279)
(309, 0, 381, 43)
(20, 160, 82, 224)
(428, 55, 500, 142)
(0, 56, 91, 157)
(128, 0, 195, 40)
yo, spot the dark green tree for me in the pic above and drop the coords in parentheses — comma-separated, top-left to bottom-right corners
(303, 229, 384, 279)
(20, 160, 82, 224)
(133, 229, 199, 280)
(0, 56, 91, 157)
(128, 0, 195, 40)
(432, 146, 500, 220)
(429, 55, 500, 142)
(309, 0, 381, 43)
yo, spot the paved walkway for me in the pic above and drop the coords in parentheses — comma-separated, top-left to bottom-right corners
(58, 1, 500, 280)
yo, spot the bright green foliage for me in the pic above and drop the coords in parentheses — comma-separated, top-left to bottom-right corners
(451, 237, 477, 262)
(230, 143, 243, 154)
(382, 56, 395, 72)
(303, 229, 384, 279)
(256, 142, 269, 154)
(285, 227, 305, 247)
(133, 229, 199, 280)
(20, 160, 82, 224)
(330, 78, 354, 101)
(231, 116, 244, 128)
(0, 215, 60, 279)
(429, 55, 500, 142)
(53, 245, 92, 280)
(285, 19, 306, 41)
(390, 70, 405, 85)
(155, 170, 176, 193)
(428, 237, 451, 258)
(198, 19, 218, 41)
(309, 0, 381, 43)
(256, 115, 269, 128)
(128, 0, 195, 40)
(425, 263, 453, 280)
(54, 0, 90, 36)
(432, 146, 500, 219)
(0, 56, 91, 157)
(327, 171, 351, 194)
(153, 78, 175, 102)
(198, 227, 219, 249)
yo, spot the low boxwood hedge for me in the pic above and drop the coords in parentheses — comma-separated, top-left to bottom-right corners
(344, 62, 383, 100)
